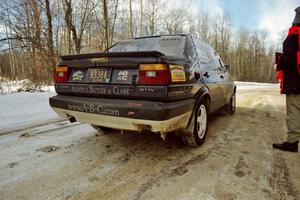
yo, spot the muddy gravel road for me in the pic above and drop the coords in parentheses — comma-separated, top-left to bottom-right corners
(1, 84, 300, 200)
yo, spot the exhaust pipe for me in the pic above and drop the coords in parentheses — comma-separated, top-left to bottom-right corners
(68, 116, 76, 123)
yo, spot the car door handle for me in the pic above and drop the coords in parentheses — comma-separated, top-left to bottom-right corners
(220, 75, 224, 79)
(203, 72, 210, 78)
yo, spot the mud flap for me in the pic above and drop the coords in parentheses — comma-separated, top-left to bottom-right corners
(180, 94, 210, 146)
(180, 114, 198, 147)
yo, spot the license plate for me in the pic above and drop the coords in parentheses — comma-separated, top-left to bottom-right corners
(87, 68, 111, 83)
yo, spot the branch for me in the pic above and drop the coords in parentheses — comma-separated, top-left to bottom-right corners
(0, 45, 29, 52)
(0, 37, 30, 43)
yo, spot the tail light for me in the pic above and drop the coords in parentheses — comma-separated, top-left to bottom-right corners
(139, 64, 170, 85)
(55, 66, 68, 82)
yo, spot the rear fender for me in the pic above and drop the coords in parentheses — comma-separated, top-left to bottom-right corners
(185, 86, 211, 131)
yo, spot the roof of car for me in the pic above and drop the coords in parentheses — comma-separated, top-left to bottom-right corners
(133, 34, 190, 40)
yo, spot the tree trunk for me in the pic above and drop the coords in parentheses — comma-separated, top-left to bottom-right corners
(45, 0, 56, 79)
(103, 0, 109, 49)
(129, 0, 133, 38)
(140, 0, 143, 36)
(63, 0, 81, 53)
(110, 0, 119, 46)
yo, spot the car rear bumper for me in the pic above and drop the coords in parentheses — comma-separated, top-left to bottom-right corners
(49, 95, 194, 133)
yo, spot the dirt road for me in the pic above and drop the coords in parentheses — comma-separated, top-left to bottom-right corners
(0, 85, 300, 200)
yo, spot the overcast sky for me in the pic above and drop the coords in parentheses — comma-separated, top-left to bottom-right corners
(190, 0, 299, 43)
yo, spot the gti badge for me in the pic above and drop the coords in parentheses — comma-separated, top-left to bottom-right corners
(72, 70, 84, 81)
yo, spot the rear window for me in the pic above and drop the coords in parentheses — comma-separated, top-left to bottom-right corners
(108, 36, 187, 58)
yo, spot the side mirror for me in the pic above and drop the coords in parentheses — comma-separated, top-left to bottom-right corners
(225, 64, 230, 70)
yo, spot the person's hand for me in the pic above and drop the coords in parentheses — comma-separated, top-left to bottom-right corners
(273, 64, 278, 71)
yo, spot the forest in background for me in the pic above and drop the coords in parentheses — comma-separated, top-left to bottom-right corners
(0, 0, 284, 84)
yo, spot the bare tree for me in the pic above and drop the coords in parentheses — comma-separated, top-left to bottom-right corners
(63, 0, 96, 53)
(195, 11, 211, 44)
(129, 0, 133, 38)
(45, 0, 56, 78)
(103, 0, 109, 49)
(211, 12, 232, 63)
(0, 0, 277, 84)
(164, 8, 187, 34)
(140, 0, 143, 36)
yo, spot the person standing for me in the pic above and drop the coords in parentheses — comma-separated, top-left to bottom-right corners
(273, 6, 300, 152)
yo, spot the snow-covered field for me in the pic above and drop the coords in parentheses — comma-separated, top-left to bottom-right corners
(235, 81, 279, 91)
(0, 79, 57, 134)
(0, 92, 59, 134)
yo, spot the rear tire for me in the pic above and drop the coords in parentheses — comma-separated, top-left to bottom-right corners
(91, 125, 112, 134)
(226, 91, 236, 115)
(184, 99, 208, 146)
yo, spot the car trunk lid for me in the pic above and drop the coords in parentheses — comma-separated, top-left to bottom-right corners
(55, 51, 191, 101)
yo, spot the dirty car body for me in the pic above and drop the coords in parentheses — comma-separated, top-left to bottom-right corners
(49, 34, 236, 146)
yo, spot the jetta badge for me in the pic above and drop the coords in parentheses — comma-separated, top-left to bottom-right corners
(72, 70, 84, 81)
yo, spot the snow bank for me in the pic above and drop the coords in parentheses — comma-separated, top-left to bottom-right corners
(0, 79, 55, 94)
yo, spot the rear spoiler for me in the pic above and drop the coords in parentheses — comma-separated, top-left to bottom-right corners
(61, 51, 165, 61)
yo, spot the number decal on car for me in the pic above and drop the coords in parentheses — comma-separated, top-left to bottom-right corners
(87, 68, 111, 83)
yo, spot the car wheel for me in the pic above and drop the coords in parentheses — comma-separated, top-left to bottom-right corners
(194, 101, 209, 145)
(91, 125, 112, 134)
(226, 91, 236, 115)
(184, 99, 208, 146)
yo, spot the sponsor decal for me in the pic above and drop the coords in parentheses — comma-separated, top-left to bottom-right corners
(89, 85, 107, 94)
(168, 86, 192, 97)
(127, 102, 143, 107)
(128, 111, 135, 116)
(170, 65, 186, 82)
(72, 70, 84, 81)
(117, 70, 129, 81)
(57, 84, 166, 97)
(69, 85, 130, 96)
(139, 88, 154, 92)
(91, 57, 108, 63)
(112, 86, 130, 95)
(111, 69, 138, 84)
(67, 103, 119, 116)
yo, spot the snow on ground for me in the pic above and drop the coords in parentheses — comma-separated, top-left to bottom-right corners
(235, 81, 279, 91)
(0, 79, 55, 94)
(0, 91, 59, 134)
(1, 82, 299, 200)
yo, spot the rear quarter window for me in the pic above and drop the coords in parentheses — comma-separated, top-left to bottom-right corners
(193, 38, 215, 71)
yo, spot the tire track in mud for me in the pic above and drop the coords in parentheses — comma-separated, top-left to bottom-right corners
(131, 117, 233, 200)
(269, 153, 300, 199)
(130, 90, 294, 200)
(0, 118, 67, 136)
(72, 133, 162, 177)
(263, 94, 299, 200)
(0, 119, 81, 137)
(130, 94, 265, 200)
